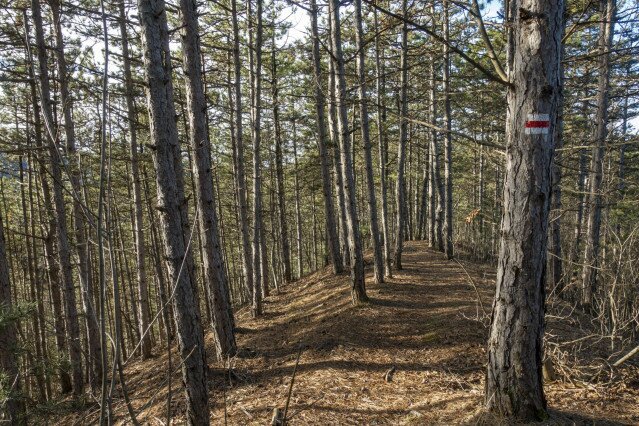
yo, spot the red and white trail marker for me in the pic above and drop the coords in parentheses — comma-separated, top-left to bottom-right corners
(525, 113, 550, 135)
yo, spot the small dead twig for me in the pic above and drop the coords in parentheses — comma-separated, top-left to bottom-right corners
(454, 258, 488, 317)
(282, 345, 303, 425)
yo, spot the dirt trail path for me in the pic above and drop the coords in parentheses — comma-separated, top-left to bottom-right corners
(61, 241, 638, 425)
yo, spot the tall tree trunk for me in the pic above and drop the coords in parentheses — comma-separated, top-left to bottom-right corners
(0, 212, 26, 424)
(327, 36, 350, 271)
(549, 45, 566, 295)
(117, 0, 153, 360)
(137, 0, 209, 422)
(309, 0, 343, 275)
(373, 9, 392, 277)
(329, 0, 367, 303)
(485, 0, 564, 420)
(31, 0, 84, 395)
(271, 40, 293, 283)
(442, 0, 454, 259)
(427, 23, 443, 251)
(355, 0, 384, 283)
(581, 0, 616, 311)
(292, 122, 304, 279)
(231, 0, 254, 299)
(178, 0, 237, 355)
(393, 0, 409, 270)
(250, 0, 264, 317)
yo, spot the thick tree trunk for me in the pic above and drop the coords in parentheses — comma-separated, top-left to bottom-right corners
(309, 0, 343, 275)
(581, 0, 615, 311)
(355, 0, 384, 283)
(329, 0, 367, 303)
(178, 0, 237, 355)
(486, 0, 564, 420)
(137, 0, 209, 423)
(118, 0, 153, 360)
(31, 0, 84, 395)
(393, 0, 409, 270)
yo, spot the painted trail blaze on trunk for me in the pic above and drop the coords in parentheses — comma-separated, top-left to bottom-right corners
(486, 0, 564, 422)
(525, 114, 550, 134)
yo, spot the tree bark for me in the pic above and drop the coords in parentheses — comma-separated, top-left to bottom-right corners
(393, 0, 409, 270)
(292, 121, 304, 279)
(355, 0, 384, 283)
(117, 0, 153, 360)
(549, 45, 566, 295)
(329, 0, 367, 303)
(486, 0, 564, 420)
(271, 38, 293, 283)
(327, 34, 350, 271)
(178, 0, 237, 355)
(442, 0, 454, 259)
(250, 0, 265, 317)
(373, 9, 392, 277)
(309, 0, 343, 275)
(137, 0, 209, 422)
(231, 0, 254, 299)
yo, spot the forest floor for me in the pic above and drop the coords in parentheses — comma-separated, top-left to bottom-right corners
(56, 240, 639, 425)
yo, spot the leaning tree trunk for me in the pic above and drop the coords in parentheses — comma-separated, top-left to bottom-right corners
(393, 0, 409, 270)
(355, 0, 384, 283)
(581, 0, 616, 311)
(309, 0, 343, 275)
(486, 0, 564, 420)
(118, 0, 153, 360)
(0, 212, 26, 424)
(137, 0, 209, 423)
(178, 0, 237, 355)
(329, 0, 367, 303)
(32, 0, 84, 395)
